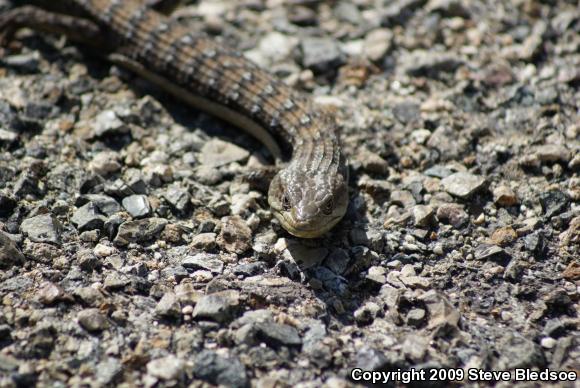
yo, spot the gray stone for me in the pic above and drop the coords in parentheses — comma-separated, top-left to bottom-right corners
(37, 281, 72, 305)
(155, 292, 181, 318)
(161, 265, 189, 282)
(96, 358, 123, 386)
(190, 233, 217, 250)
(147, 355, 185, 381)
(192, 290, 240, 323)
(354, 346, 402, 373)
(424, 165, 454, 178)
(78, 250, 100, 272)
(390, 190, 416, 208)
(407, 308, 426, 326)
(104, 179, 134, 198)
(427, 126, 470, 160)
(233, 262, 266, 277)
(441, 172, 486, 198)
(254, 321, 302, 347)
(248, 31, 297, 66)
(208, 198, 230, 217)
(89, 151, 122, 175)
(495, 333, 545, 369)
(0, 128, 18, 143)
(358, 176, 394, 199)
(20, 214, 61, 244)
(412, 205, 435, 226)
(302, 320, 327, 352)
(0, 231, 24, 269)
(426, 0, 471, 18)
(524, 231, 546, 257)
(354, 302, 381, 325)
(114, 218, 168, 246)
(22, 324, 56, 359)
(542, 318, 576, 338)
(569, 154, 580, 170)
(194, 165, 223, 185)
(182, 253, 224, 274)
(410, 128, 432, 144)
(540, 337, 557, 349)
(123, 169, 148, 195)
(230, 193, 258, 217)
(175, 285, 203, 308)
(103, 273, 130, 291)
(363, 28, 393, 61)
(313, 266, 348, 295)
(276, 238, 329, 269)
(163, 186, 191, 213)
(474, 244, 508, 260)
(366, 266, 387, 285)
(517, 21, 546, 61)
(539, 190, 570, 218)
(335, 1, 363, 24)
(234, 324, 258, 346)
(324, 248, 350, 275)
(217, 216, 253, 254)
(0, 99, 19, 130)
(0, 324, 13, 349)
(23, 101, 55, 122)
(534, 144, 571, 163)
(301, 37, 344, 73)
(142, 164, 173, 187)
(393, 102, 421, 124)
(402, 335, 429, 361)
(436, 203, 468, 228)
(71, 202, 107, 232)
(2, 52, 40, 72)
(73, 286, 104, 306)
(0, 275, 33, 294)
(402, 51, 465, 78)
(199, 139, 250, 167)
(122, 194, 151, 218)
(193, 350, 248, 388)
(92, 110, 128, 137)
(80, 194, 122, 216)
(77, 308, 108, 332)
(288, 5, 318, 26)
(419, 290, 461, 333)
(356, 149, 389, 175)
(400, 275, 431, 289)
(233, 309, 274, 327)
(349, 229, 385, 252)
(381, 0, 427, 26)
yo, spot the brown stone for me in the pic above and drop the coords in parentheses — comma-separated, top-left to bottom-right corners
(490, 226, 518, 246)
(562, 262, 580, 281)
(493, 186, 518, 207)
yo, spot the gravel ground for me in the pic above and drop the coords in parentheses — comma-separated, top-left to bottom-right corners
(0, 0, 578, 387)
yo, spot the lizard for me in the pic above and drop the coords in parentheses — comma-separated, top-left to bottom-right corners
(0, 0, 349, 238)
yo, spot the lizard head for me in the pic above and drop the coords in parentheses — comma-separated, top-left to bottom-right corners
(268, 162, 348, 238)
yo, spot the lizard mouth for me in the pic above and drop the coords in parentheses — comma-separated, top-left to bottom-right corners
(272, 211, 343, 238)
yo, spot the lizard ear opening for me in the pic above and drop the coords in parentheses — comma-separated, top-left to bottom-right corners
(322, 197, 334, 215)
(282, 193, 291, 211)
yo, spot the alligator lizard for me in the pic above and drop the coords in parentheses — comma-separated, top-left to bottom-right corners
(0, 0, 349, 238)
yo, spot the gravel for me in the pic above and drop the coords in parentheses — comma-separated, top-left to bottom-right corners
(19, 214, 61, 244)
(0, 0, 578, 386)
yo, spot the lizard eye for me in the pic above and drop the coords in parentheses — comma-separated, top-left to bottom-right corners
(282, 193, 291, 211)
(322, 198, 334, 215)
